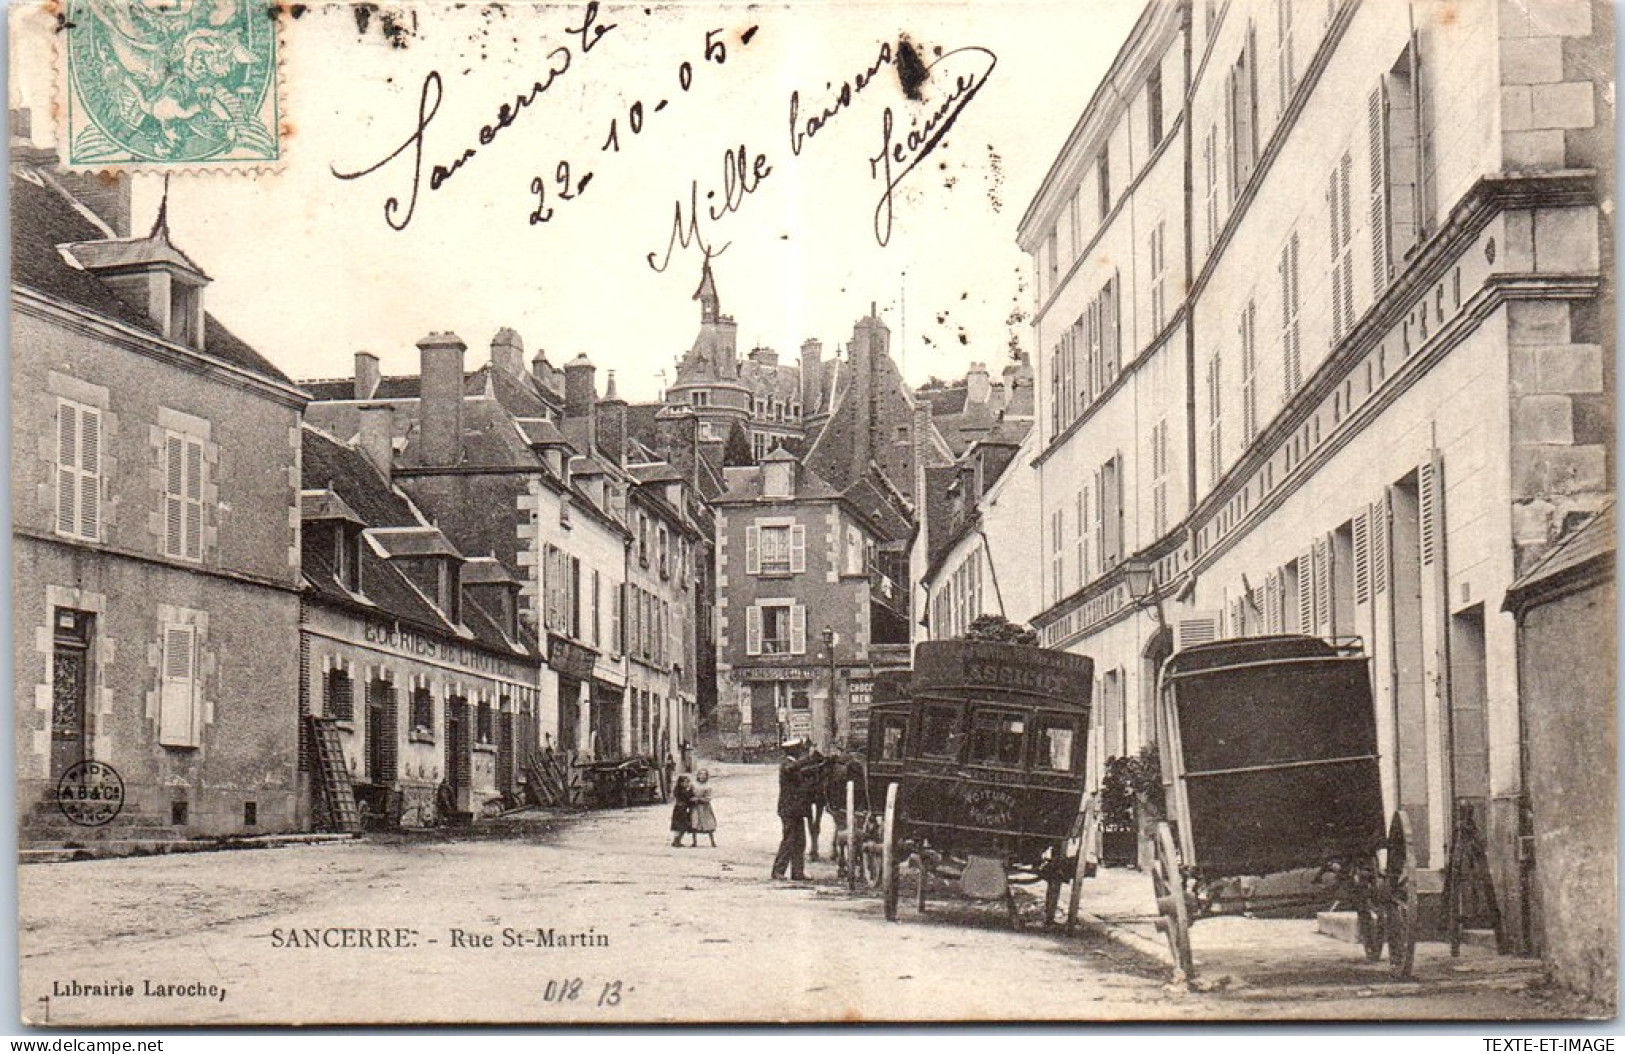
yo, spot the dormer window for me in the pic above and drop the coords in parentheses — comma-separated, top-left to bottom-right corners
(438, 560, 461, 625)
(333, 522, 362, 593)
(169, 278, 204, 349)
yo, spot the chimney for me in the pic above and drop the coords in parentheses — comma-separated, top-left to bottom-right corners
(491, 327, 525, 378)
(562, 354, 597, 456)
(800, 339, 824, 413)
(356, 403, 395, 479)
(599, 370, 628, 467)
(656, 407, 700, 489)
(848, 313, 887, 483)
(748, 345, 779, 366)
(417, 331, 467, 466)
(966, 362, 992, 406)
(355, 351, 381, 400)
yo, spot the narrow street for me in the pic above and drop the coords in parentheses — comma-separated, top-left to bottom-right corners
(19, 763, 1566, 1026)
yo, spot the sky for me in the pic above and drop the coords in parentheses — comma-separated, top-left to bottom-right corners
(13, 0, 1143, 402)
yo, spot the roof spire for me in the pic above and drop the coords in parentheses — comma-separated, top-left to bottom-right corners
(693, 252, 720, 323)
(150, 175, 172, 240)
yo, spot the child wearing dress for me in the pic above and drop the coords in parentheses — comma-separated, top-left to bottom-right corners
(688, 769, 718, 847)
(670, 774, 694, 847)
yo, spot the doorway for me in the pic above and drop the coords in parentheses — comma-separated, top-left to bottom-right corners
(51, 609, 93, 777)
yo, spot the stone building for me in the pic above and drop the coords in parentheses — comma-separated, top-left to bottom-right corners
(300, 423, 544, 825)
(12, 137, 308, 843)
(302, 330, 711, 767)
(1018, 0, 1611, 954)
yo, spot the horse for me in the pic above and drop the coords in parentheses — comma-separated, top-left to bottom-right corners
(802, 753, 868, 869)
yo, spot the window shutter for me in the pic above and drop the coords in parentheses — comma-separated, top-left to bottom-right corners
(1419, 459, 1440, 565)
(57, 404, 79, 535)
(1372, 498, 1389, 594)
(1313, 536, 1332, 633)
(610, 582, 623, 653)
(790, 604, 807, 655)
(1265, 570, 1283, 633)
(165, 435, 185, 556)
(1329, 168, 1347, 341)
(1297, 546, 1315, 633)
(789, 524, 806, 574)
(79, 408, 101, 539)
(745, 525, 760, 575)
(1338, 152, 1355, 328)
(1354, 507, 1372, 605)
(159, 625, 198, 747)
(1368, 82, 1390, 292)
(746, 605, 762, 656)
(1228, 597, 1244, 637)
(184, 438, 203, 559)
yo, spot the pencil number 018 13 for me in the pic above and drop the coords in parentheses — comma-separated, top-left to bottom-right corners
(537, 978, 626, 1006)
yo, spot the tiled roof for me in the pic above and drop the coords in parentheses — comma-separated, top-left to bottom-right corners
(12, 173, 293, 385)
(300, 488, 365, 524)
(1506, 501, 1616, 610)
(368, 525, 463, 560)
(302, 425, 419, 527)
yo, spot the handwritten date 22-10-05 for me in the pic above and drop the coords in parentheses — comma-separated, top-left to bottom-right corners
(530, 26, 759, 225)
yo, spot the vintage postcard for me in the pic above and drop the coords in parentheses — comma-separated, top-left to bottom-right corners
(8, 0, 1616, 1028)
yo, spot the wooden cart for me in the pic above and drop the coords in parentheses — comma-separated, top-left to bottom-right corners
(866, 640, 1098, 931)
(1150, 635, 1419, 983)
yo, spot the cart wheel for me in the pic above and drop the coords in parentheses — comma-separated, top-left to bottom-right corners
(1064, 839, 1093, 936)
(1385, 811, 1419, 979)
(915, 854, 929, 914)
(881, 783, 900, 922)
(1152, 821, 1195, 983)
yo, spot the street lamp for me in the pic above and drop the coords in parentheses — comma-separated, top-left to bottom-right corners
(822, 626, 838, 749)
(1121, 556, 1165, 626)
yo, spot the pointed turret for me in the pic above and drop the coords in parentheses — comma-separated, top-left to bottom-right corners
(694, 255, 720, 323)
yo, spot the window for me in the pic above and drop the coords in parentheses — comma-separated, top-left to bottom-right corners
(844, 523, 866, 576)
(658, 525, 670, 579)
(875, 713, 908, 761)
(158, 624, 199, 747)
(689, 390, 709, 407)
(1076, 485, 1091, 584)
(1275, 0, 1296, 116)
(1328, 152, 1356, 345)
(325, 666, 355, 722)
(1279, 231, 1302, 395)
(746, 601, 805, 656)
(476, 700, 494, 743)
(1146, 64, 1164, 148)
(1067, 193, 1081, 264)
(1240, 300, 1260, 444)
(968, 709, 1025, 768)
(411, 686, 434, 733)
(1225, 25, 1259, 200)
(55, 399, 102, 542)
(610, 581, 623, 654)
(163, 432, 204, 561)
(591, 570, 601, 647)
(1370, 44, 1435, 287)
(333, 525, 361, 592)
(746, 522, 804, 575)
(1151, 419, 1170, 537)
(918, 704, 962, 758)
(1098, 455, 1124, 569)
(1206, 349, 1223, 484)
(1149, 221, 1167, 332)
(1203, 124, 1221, 253)
(1035, 716, 1082, 773)
(1096, 147, 1111, 220)
(1045, 229, 1059, 291)
(637, 514, 649, 566)
(1049, 508, 1065, 602)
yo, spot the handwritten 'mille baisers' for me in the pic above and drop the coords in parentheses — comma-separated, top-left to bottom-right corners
(648, 38, 996, 271)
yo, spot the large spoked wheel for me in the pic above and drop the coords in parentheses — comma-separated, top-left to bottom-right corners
(1385, 811, 1419, 979)
(1358, 901, 1386, 962)
(915, 851, 929, 914)
(881, 782, 900, 922)
(1151, 820, 1195, 983)
(1357, 850, 1386, 963)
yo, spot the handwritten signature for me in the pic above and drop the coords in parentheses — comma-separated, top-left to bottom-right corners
(331, 1, 617, 231)
(868, 46, 996, 248)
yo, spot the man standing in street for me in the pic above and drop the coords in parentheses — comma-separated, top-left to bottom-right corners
(771, 740, 817, 881)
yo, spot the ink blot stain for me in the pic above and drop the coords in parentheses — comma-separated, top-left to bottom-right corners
(353, 2, 377, 34)
(895, 36, 928, 101)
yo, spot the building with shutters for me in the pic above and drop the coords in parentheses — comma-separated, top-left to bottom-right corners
(12, 129, 309, 843)
(298, 423, 544, 826)
(1019, 0, 1611, 951)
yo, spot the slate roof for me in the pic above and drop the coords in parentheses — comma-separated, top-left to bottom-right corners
(1505, 501, 1616, 612)
(301, 488, 365, 525)
(11, 173, 294, 385)
(300, 425, 537, 658)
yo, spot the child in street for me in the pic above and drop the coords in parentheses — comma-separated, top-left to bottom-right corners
(670, 774, 694, 847)
(688, 769, 718, 847)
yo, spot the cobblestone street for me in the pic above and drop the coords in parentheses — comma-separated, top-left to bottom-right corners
(18, 763, 1575, 1026)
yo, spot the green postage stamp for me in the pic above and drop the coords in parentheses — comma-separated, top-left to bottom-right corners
(62, 0, 279, 168)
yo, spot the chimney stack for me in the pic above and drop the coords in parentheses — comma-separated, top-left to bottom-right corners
(655, 407, 700, 489)
(562, 353, 598, 456)
(848, 313, 887, 484)
(417, 331, 467, 466)
(800, 339, 823, 413)
(966, 361, 992, 406)
(356, 403, 395, 479)
(355, 351, 381, 400)
(491, 327, 525, 378)
(599, 370, 628, 467)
